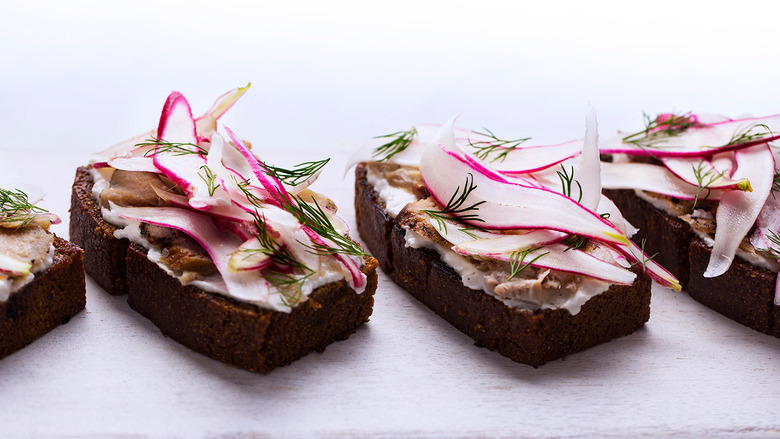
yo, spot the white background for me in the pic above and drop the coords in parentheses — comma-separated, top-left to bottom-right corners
(1, 1, 779, 438)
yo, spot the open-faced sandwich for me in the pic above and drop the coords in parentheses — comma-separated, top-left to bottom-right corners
(354, 114, 679, 366)
(1, 187, 85, 360)
(598, 112, 780, 337)
(70, 86, 377, 372)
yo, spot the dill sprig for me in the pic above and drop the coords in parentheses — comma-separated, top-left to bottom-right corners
(235, 172, 367, 259)
(0, 188, 47, 227)
(507, 247, 548, 281)
(629, 239, 658, 272)
(562, 234, 589, 252)
(372, 127, 417, 162)
(469, 128, 531, 163)
(290, 195, 367, 257)
(198, 165, 221, 196)
(622, 112, 702, 149)
(421, 173, 486, 233)
(772, 170, 780, 199)
(762, 229, 780, 259)
(262, 159, 330, 186)
(726, 123, 773, 147)
(138, 137, 207, 157)
(691, 160, 722, 210)
(557, 164, 582, 202)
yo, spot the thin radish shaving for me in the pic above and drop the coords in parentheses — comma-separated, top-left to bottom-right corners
(302, 227, 367, 292)
(613, 241, 681, 291)
(660, 155, 751, 192)
(601, 161, 723, 201)
(600, 114, 780, 157)
(108, 203, 282, 308)
(420, 141, 630, 246)
(457, 243, 637, 285)
(0, 254, 32, 276)
(704, 144, 775, 278)
(151, 92, 231, 209)
(453, 230, 565, 255)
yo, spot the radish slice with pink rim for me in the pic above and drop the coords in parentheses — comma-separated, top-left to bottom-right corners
(612, 241, 681, 291)
(419, 140, 630, 246)
(601, 161, 723, 201)
(152, 92, 231, 209)
(456, 243, 637, 286)
(599, 114, 780, 157)
(453, 230, 565, 255)
(704, 144, 775, 278)
(195, 84, 250, 139)
(660, 155, 752, 192)
(108, 203, 283, 308)
(0, 254, 32, 276)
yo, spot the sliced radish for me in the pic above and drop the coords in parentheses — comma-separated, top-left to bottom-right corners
(108, 156, 160, 173)
(152, 92, 231, 209)
(420, 142, 630, 246)
(600, 114, 780, 157)
(453, 230, 565, 255)
(195, 84, 251, 139)
(0, 254, 32, 276)
(108, 203, 285, 309)
(601, 161, 723, 201)
(301, 226, 367, 292)
(228, 237, 273, 272)
(612, 241, 681, 291)
(457, 242, 636, 285)
(705, 144, 775, 277)
(660, 155, 751, 192)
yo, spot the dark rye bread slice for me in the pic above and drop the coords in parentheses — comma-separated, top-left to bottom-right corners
(71, 166, 378, 373)
(1, 236, 86, 360)
(356, 163, 652, 366)
(605, 188, 780, 338)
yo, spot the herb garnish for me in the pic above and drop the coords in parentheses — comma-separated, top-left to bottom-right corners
(421, 173, 486, 233)
(629, 239, 658, 272)
(0, 188, 47, 227)
(690, 160, 723, 210)
(507, 247, 548, 280)
(262, 159, 330, 186)
(198, 165, 221, 196)
(469, 128, 531, 163)
(622, 112, 702, 149)
(138, 137, 207, 157)
(372, 128, 417, 162)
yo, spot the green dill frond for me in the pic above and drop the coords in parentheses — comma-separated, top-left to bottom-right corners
(629, 239, 658, 272)
(507, 247, 548, 281)
(139, 137, 207, 156)
(0, 188, 47, 227)
(622, 112, 701, 149)
(198, 165, 221, 196)
(372, 127, 417, 162)
(421, 173, 486, 233)
(690, 160, 722, 210)
(262, 159, 330, 186)
(469, 128, 531, 163)
(557, 164, 583, 202)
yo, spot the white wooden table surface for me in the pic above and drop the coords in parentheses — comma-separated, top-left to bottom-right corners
(1, 2, 780, 437)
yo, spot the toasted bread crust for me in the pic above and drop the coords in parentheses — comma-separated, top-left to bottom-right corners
(355, 163, 652, 366)
(606, 188, 779, 337)
(71, 166, 378, 372)
(0, 236, 86, 360)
